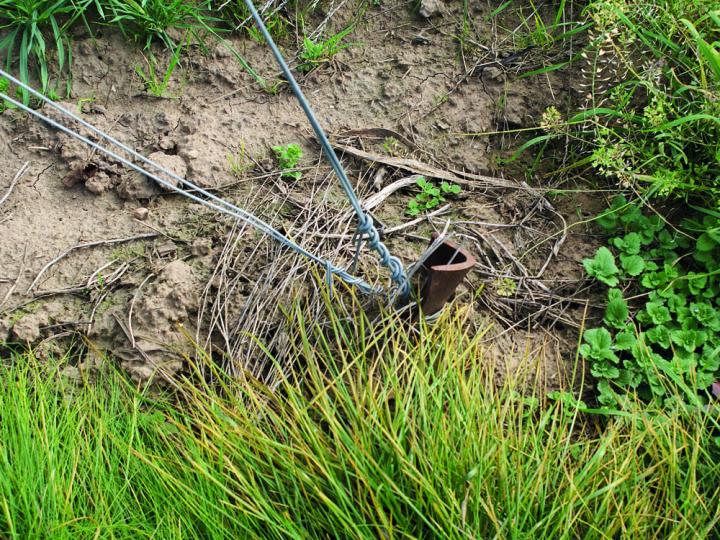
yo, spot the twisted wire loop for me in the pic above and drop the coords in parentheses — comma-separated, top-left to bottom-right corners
(241, 0, 410, 300)
(355, 214, 410, 298)
(0, 71, 381, 295)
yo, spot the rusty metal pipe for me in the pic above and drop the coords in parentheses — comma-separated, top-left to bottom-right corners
(418, 234, 476, 315)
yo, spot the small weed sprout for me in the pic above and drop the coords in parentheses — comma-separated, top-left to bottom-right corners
(381, 136, 403, 156)
(227, 142, 253, 177)
(298, 26, 354, 72)
(135, 40, 185, 98)
(76, 95, 96, 113)
(493, 277, 517, 297)
(540, 105, 564, 135)
(273, 143, 303, 180)
(406, 177, 461, 216)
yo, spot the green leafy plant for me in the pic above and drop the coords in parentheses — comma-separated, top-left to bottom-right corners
(272, 143, 303, 180)
(582, 246, 619, 287)
(581, 197, 720, 407)
(506, 2, 719, 204)
(298, 26, 353, 72)
(406, 177, 461, 216)
(582, 3, 720, 203)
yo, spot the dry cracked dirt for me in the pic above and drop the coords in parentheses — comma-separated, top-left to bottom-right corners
(0, 1, 601, 389)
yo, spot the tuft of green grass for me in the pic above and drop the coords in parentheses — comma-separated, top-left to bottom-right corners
(0, 0, 92, 101)
(101, 0, 220, 50)
(1, 293, 719, 538)
(0, 0, 269, 99)
(134, 38, 185, 98)
(298, 25, 353, 72)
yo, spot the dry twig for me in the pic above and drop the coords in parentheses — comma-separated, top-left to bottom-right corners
(27, 233, 158, 293)
(0, 162, 30, 208)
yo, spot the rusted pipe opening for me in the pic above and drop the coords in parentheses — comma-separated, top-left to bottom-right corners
(417, 234, 476, 316)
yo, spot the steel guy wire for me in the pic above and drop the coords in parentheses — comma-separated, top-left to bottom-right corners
(1, 53, 409, 298)
(241, 0, 409, 299)
(0, 77, 378, 294)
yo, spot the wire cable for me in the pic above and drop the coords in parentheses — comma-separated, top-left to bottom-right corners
(241, 0, 409, 298)
(0, 80, 378, 294)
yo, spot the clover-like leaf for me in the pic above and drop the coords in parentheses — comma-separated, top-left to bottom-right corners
(604, 289, 629, 329)
(698, 345, 720, 372)
(620, 254, 645, 276)
(615, 331, 637, 351)
(690, 302, 719, 330)
(596, 379, 620, 406)
(583, 247, 620, 287)
(697, 232, 718, 252)
(617, 365, 642, 387)
(645, 325, 671, 349)
(580, 328, 619, 363)
(696, 370, 716, 390)
(612, 232, 641, 255)
(666, 293, 687, 312)
(687, 273, 708, 295)
(641, 271, 667, 289)
(671, 329, 707, 353)
(646, 301, 672, 325)
(656, 229, 677, 250)
(591, 361, 620, 379)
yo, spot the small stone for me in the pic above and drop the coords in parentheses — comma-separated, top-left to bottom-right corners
(483, 66, 505, 82)
(156, 241, 178, 257)
(419, 0, 443, 18)
(191, 238, 212, 257)
(215, 44, 232, 59)
(133, 207, 149, 220)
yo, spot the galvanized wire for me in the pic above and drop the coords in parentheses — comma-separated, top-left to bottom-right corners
(241, 0, 409, 299)
(0, 70, 381, 294)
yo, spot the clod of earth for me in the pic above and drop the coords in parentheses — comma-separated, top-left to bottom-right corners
(118, 260, 200, 383)
(85, 170, 113, 195)
(147, 152, 187, 191)
(419, 0, 444, 18)
(118, 171, 161, 200)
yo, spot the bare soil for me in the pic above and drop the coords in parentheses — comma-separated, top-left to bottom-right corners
(0, 1, 600, 389)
